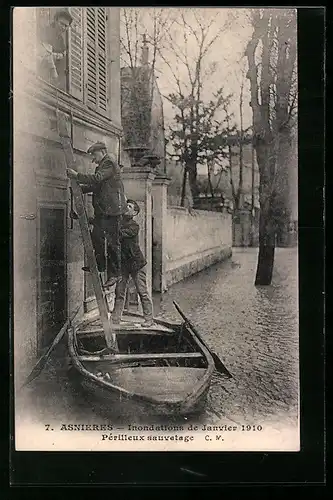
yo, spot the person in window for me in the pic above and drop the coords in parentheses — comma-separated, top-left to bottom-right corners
(67, 142, 127, 288)
(38, 8, 72, 86)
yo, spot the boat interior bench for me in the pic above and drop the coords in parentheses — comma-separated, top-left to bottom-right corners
(78, 352, 204, 362)
(77, 325, 175, 337)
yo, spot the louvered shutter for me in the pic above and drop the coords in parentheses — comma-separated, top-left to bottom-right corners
(96, 8, 108, 114)
(68, 7, 84, 100)
(85, 7, 109, 116)
(86, 7, 97, 108)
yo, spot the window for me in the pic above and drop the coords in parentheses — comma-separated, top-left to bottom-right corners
(36, 7, 71, 92)
(36, 7, 109, 117)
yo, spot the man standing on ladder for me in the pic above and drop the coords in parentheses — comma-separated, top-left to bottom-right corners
(67, 142, 127, 288)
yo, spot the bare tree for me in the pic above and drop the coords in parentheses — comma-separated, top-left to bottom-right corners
(206, 66, 254, 245)
(120, 8, 240, 203)
(159, 10, 236, 203)
(221, 75, 251, 214)
(246, 8, 297, 285)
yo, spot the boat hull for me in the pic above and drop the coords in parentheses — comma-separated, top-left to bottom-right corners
(75, 371, 211, 417)
(68, 314, 215, 417)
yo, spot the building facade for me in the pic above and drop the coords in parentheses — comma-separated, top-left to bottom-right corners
(13, 7, 122, 383)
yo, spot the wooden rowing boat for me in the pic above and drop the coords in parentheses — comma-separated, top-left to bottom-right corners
(67, 311, 215, 417)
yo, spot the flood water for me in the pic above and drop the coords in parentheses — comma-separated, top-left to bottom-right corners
(154, 247, 299, 429)
(17, 248, 299, 432)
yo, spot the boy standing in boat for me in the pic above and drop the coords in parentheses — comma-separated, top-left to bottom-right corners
(111, 199, 155, 327)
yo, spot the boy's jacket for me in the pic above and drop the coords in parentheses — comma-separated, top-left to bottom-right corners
(119, 216, 146, 273)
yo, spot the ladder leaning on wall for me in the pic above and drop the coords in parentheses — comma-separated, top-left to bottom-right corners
(55, 109, 118, 353)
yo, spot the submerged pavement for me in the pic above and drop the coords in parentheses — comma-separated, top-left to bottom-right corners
(153, 247, 299, 429)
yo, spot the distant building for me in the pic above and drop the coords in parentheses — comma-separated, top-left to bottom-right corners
(196, 139, 260, 246)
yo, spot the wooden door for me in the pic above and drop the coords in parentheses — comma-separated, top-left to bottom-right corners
(38, 206, 67, 350)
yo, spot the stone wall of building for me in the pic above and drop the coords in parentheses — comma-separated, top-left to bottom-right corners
(13, 7, 123, 386)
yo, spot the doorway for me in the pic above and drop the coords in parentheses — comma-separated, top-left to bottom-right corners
(38, 206, 67, 351)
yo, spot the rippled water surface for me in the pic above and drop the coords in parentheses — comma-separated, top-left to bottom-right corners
(18, 248, 298, 430)
(154, 248, 299, 427)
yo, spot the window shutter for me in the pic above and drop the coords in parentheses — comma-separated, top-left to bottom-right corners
(68, 7, 84, 100)
(96, 8, 108, 114)
(86, 7, 97, 108)
(85, 7, 109, 116)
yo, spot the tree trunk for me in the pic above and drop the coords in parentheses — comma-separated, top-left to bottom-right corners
(238, 80, 244, 207)
(207, 164, 214, 199)
(187, 163, 199, 202)
(246, 9, 296, 283)
(255, 243, 275, 285)
(250, 141, 255, 246)
(180, 167, 187, 207)
(275, 130, 293, 246)
(255, 203, 276, 285)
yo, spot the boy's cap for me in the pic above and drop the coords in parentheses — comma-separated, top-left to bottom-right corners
(87, 142, 107, 154)
(127, 199, 140, 214)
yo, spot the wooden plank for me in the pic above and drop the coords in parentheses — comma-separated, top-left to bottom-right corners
(124, 311, 180, 326)
(56, 110, 117, 352)
(114, 322, 174, 333)
(77, 328, 114, 335)
(77, 322, 174, 335)
(78, 352, 203, 362)
(77, 329, 172, 337)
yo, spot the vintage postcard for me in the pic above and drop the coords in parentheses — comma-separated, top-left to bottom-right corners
(13, 7, 300, 453)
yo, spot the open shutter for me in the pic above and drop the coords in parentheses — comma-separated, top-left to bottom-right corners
(68, 7, 84, 100)
(86, 7, 97, 108)
(96, 8, 108, 115)
(85, 7, 109, 116)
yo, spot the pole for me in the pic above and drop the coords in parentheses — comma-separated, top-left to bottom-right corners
(118, 135, 121, 166)
(251, 139, 255, 247)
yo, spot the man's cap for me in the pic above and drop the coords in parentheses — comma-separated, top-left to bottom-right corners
(87, 142, 107, 154)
